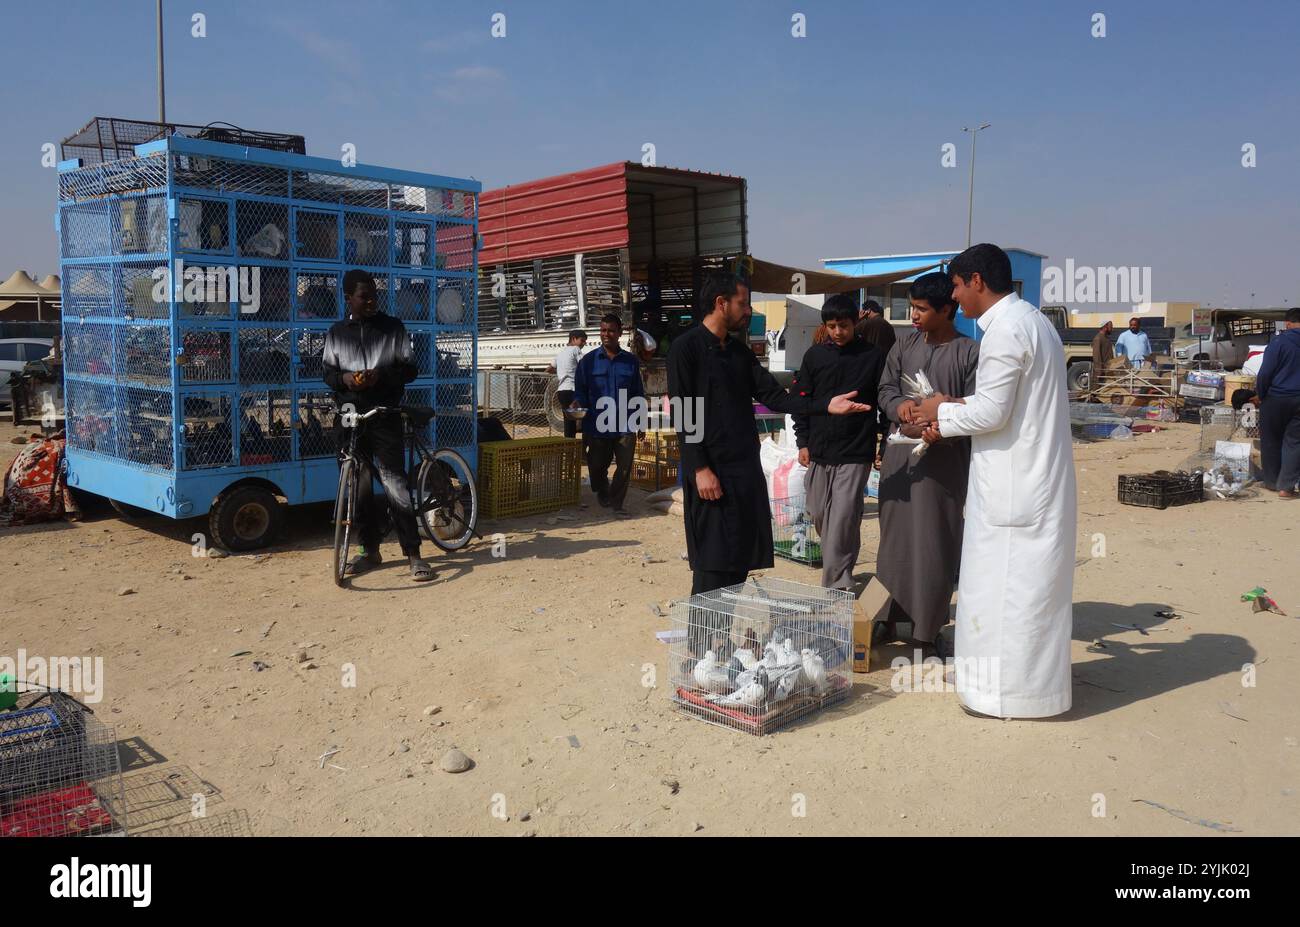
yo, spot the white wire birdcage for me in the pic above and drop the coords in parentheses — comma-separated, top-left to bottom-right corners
(1199, 404, 1259, 452)
(770, 494, 821, 566)
(668, 577, 853, 735)
(1, 690, 127, 837)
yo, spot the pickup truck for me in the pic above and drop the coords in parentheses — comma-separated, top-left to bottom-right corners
(1041, 306, 1172, 391)
(1170, 319, 1265, 369)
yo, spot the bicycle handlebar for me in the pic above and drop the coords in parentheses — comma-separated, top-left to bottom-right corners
(339, 405, 432, 428)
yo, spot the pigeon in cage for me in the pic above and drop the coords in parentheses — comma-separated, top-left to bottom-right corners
(780, 639, 800, 667)
(801, 648, 829, 695)
(733, 648, 758, 672)
(692, 651, 732, 693)
(707, 666, 769, 708)
(770, 662, 804, 702)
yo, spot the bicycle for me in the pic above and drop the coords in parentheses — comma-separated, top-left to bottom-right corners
(332, 404, 480, 587)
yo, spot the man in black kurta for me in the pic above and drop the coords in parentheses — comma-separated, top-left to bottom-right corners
(668, 275, 872, 605)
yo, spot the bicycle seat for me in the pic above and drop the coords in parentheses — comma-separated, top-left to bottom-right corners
(401, 405, 436, 427)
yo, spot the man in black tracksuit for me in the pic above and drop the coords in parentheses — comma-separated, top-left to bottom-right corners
(792, 293, 887, 590)
(322, 269, 435, 582)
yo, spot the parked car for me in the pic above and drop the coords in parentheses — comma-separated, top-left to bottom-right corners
(1040, 307, 1173, 390)
(0, 338, 54, 406)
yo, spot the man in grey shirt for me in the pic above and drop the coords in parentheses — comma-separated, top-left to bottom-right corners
(552, 330, 587, 438)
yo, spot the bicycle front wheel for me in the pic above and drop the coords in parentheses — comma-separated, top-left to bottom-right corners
(417, 448, 478, 552)
(333, 458, 357, 587)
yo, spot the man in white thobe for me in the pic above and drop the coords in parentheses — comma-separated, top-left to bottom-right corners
(913, 244, 1077, 718)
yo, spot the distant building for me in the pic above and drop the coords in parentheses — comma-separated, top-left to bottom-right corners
(821, 248, 1046, 339)
(1068, 302, 1199, 331)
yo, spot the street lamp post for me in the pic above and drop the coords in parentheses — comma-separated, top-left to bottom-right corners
(156, 0, 166, 123)
(962, 122, 991, 248)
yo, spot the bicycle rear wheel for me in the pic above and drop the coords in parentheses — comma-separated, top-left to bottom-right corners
(417, 448, 478, 552)
(333, 458, 357, 586)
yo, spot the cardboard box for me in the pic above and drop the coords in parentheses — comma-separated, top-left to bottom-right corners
(853, 577, 892, 673)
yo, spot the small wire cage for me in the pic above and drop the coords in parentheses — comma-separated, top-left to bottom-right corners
(668, 577, 853, 735)
(1199, 404, 1260, 453)
(1, 691, 127, 837)
(771, 494, 821, 565)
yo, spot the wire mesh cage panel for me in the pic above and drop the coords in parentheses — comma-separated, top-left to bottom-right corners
(1, 691, 127, 837)
(61, 117, 306, 166)
(669, 577, 853, 735)
(1199, 404, 1260, 452)
(478, 370, 563, 437)
(58, 134, 480, 517)
(771, 494, 821, 565)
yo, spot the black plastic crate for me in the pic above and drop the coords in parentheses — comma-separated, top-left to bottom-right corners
(1118, 471, 1203, 509)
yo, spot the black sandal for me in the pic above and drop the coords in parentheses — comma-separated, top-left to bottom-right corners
(345, 551, 382, 575)
(409, 558, 436, 582)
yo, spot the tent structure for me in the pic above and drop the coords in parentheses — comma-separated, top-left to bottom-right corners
(0, 270, 61, 321)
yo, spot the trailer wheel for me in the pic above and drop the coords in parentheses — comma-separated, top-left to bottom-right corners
(1066, 361, 1092, 392)
(209, 485, 285, 551)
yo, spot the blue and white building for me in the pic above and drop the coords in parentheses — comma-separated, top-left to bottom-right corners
(821, 248, 1046, 339)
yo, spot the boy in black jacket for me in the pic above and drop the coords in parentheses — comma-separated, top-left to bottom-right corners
(792, 294, 887, 589)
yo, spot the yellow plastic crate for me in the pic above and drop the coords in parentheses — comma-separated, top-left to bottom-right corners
(631, 455, 679, 492)
(478, 437, 582, 519)
(634, 429, 680, 462)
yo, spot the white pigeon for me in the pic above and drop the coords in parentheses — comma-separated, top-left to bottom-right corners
(692, 651, 730, 693)
(734, 649, 758, 671)
(801, 648, 829, 695)
(759, 641, 780, 670)
(708, 666, 768, 708)
(780, 639, 799, 667)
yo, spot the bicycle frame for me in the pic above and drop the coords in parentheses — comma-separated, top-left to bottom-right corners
(338, 406, 478, 537)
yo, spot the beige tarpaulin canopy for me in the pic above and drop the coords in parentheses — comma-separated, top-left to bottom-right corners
(748, 257, 943, 295)
(0, 270, 61, 321)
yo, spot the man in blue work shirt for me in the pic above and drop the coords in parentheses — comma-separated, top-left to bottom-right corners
(1256, 308, 1300, 498)
(1115, 317, 1153, 368)
(572, 313, 645, 515)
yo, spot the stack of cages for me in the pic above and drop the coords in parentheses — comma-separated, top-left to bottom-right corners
(1, 691, 127, 837)
(631, 429, 679, 491)
(771, 494, 821, 565)
(668, 577, 852, 735)
(57, 135, 480, 522)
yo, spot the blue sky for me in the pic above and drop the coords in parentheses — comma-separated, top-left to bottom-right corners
(3, 0, 1296, 308)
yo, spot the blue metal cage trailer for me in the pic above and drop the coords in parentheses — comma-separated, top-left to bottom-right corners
(56, 136, 480, 549)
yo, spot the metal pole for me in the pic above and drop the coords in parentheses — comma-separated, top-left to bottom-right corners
(156, 0, 166, 123)
(967, 130, 977, 248)
(963, 123, 990, 248)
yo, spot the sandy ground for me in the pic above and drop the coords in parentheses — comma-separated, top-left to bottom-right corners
(1, 419, 1297, 837)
